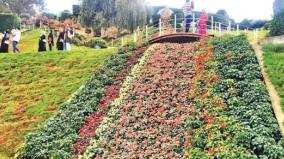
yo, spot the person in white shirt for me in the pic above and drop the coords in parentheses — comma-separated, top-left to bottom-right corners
(183, 0, 195, 32)
(12, 27, 21, 53)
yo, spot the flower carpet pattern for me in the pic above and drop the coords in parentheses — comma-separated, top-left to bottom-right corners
(83, 43, 198, 158)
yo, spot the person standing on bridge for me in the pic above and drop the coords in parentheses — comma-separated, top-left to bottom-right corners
(183, 0, 195, 33)
(198, 10, 209, 36)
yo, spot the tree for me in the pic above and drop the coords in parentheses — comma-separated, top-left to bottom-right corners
(270, 12, 284, 36)
(42, 12, 57, 20)
(79, 0, 116, 35)
(0, 0, 45, 15)
(59, 10, 73, 21)
(273, 0, 284, 15)
(239, 19, 268, 29)
(0, 0, 11, 13)
(115, 0, 147, 31)
(79, 0, 147, 34)
(214, 9, 234, 27)
(239, 19, 252, 29)
(270, 0, 284, 36)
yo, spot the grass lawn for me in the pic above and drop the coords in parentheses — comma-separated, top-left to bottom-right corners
(263, 45, 284, 112)
(0, 29, 117, 158)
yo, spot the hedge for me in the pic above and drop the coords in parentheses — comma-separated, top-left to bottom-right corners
(0, 13, 20, 32)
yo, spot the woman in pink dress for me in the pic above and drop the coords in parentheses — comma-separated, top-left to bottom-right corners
(198, 10, 209, 36)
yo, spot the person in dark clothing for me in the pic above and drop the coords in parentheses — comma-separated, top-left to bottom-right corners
(57, 29, 65, 51)
(38, 31, 47, 52)
(48, 30, 54, 51)
(0, 30, 10, 53)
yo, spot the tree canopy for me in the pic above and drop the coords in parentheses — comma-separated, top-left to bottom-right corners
(79, 0, 147, 33)
(273, 0, 284, 15)
(0, 0, 45, 15)
(270, 0, 284, 36)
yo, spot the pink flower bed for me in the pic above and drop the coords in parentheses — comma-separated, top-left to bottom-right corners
(70, 48, 145, 158)
(91, 43, 198, 158)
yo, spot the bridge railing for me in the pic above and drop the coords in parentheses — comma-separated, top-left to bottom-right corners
(126, 14, 260, 45)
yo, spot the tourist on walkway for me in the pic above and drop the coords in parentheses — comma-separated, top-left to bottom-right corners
(198, 10, 209, 36)
(38, 31, 47, 52)
(48, 30, 54, 51)
(12, 27, 21, 53)
(0, 30, 10, 53)
(183, 0, 194, 33)
(57, 28, 65, 51)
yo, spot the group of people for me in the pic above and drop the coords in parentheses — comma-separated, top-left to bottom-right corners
(38, 27, 75, 52)
(183, 0, 208, 36)
(0, 27, 21, 53)
(0, 26, 75, 53)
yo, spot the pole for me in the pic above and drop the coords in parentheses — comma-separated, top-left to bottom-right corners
(159, 18, 162, 36)
(174, 14, 177, 33)
(121, 37, 124, 46)
(145, 25, 148, 42)
(211, 16, 214, 34)
(219, 23, 221, 35)
(237, 24, 239, 35)
(192, 13, 196, 33)
(214, 22, 217, 35)
(228, 20, 231, 34)
(134, 31, 137, 42)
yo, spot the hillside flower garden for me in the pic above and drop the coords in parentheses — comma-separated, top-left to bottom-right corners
(18, 35, 284, 158)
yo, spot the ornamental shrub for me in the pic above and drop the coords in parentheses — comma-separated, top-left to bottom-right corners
(84, 38, 108, 49)
(0, 13, 20, 32)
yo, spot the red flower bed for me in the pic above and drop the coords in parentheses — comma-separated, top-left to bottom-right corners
(70, 48, 145, 158)
(90, 43, 198, 158)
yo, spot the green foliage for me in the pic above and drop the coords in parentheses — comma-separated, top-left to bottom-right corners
(59, 10, 73, 21)
(79, 0, 147, 32)
(84, 38, 108, 49)
(262, 43, 284, 53)
(42, 12, 57, 20)
(0, 0, 44, 15)
(213, 35, 284, 158)
(273, 0, 284, 15)
(0, 13, 20, 32)
(18, 45, 138, 158)
(263, 48, 284, 111)
(239, 19, 268, 29)
(0, 46, 116, 157)
(19, 13, 31, 19)
(270, 12, 284, 36)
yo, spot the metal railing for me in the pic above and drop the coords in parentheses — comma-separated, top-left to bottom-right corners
(127, 13, 261, 45)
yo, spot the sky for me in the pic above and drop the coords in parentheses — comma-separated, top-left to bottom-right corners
(46, 0, 274, 22)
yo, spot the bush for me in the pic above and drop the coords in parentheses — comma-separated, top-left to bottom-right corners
(19, 13, 31, 20)
(270, 12, 284, 36)
(84, 38, 108, 49)
(104, 27, 118, 39)
(0, 13, 20, 32)
(72, 37, 83, 46)
(262, 43, 284, 53)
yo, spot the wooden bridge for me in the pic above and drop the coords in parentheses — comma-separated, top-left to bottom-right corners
(148, 33, 213, 44)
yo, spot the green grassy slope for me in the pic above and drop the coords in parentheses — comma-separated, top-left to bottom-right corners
(263, 47, 284, 111)
(0, 29, 117, 158)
